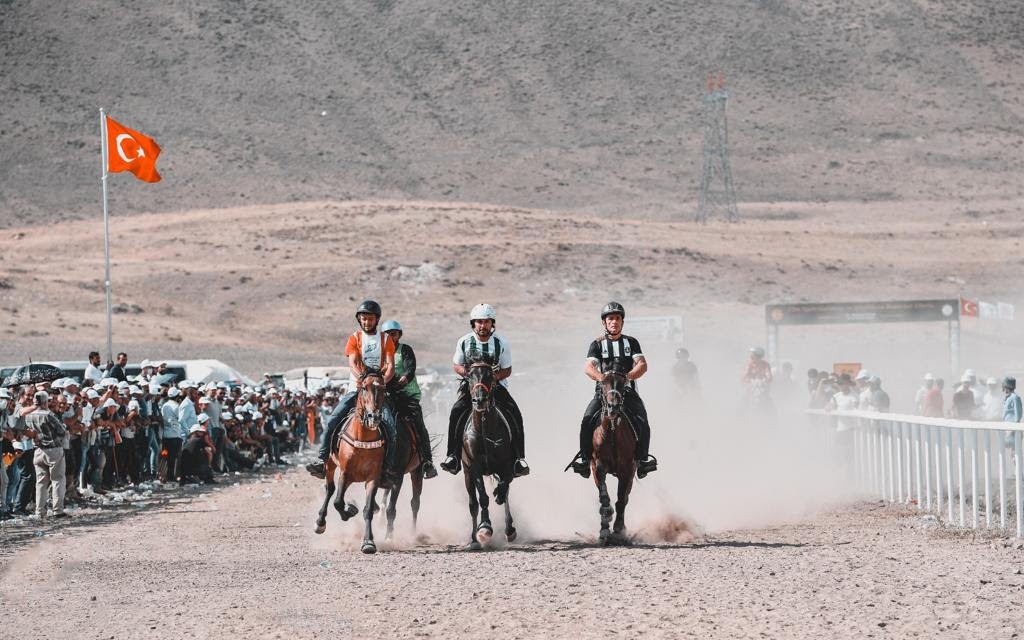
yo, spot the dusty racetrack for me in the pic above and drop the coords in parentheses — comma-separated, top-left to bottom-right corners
(3, 461, 1023, 640)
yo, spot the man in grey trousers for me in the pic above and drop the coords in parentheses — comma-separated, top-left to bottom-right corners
(26, 390, 69, 520)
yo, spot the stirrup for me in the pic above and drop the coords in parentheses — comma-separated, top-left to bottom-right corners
(514, 459, 530, 477)
(306, 461, 326, 479)
(440, 455, 460, 474)
(636, 455, 658, 479)
(570, 455, 591, 478)
(421, 459, 438, 479)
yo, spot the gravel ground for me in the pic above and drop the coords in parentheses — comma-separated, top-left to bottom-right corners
(3, 457, 1023, 640)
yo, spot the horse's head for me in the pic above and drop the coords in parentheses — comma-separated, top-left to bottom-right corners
(358, 367, 386, 430)
(467, 358, 496, 413)
(601, 365, 628, 416)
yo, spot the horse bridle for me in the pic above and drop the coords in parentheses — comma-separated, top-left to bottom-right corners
(601, 370, 628, 420)
(468, 362, 494, 401)
(359, 369, 385, 430)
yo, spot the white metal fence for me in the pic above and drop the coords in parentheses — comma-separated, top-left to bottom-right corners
(808, 409, 1024, 537)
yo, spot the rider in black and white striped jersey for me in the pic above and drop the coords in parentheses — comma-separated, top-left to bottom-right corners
(571, 302, 658, 478)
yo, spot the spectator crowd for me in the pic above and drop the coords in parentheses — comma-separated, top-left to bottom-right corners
(1, 351, 340, 521)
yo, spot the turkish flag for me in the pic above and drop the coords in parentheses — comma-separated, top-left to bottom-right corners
(105, 115, 161, 183)
(960, 298, 978, 317)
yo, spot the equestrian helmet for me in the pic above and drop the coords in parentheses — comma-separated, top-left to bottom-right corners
(470, 303, 497, 326)
(355, 299, 382, 319)
(380, 319, 402, 334)
(600, 302, 626, 320)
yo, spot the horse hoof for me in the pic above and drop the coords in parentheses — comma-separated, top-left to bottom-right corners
(476, 527, 493, 545)
(345, 503, 359, 518)
(599, 528, 610, 543)
(314, 523, 326, 535)
(506, 528, 517, 543)
(467, 541, 482, 551)
(361, 542, 377, 554)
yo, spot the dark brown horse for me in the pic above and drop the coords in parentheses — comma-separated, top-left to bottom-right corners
(313, 369, 413, 554)
(460, 359, 517, 550)
(378, 412, 425, 542)
(590, 366, 636, 543)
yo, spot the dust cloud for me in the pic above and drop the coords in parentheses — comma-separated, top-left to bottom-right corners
(306, 324, 869, 548)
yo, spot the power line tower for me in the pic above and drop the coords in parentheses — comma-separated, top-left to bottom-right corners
(695, 74, 739, 223)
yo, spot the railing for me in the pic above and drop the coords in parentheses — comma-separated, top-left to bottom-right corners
(807, 409, 1024, 537)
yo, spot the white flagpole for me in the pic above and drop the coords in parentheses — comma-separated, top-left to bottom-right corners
(100, 108, 113, 364)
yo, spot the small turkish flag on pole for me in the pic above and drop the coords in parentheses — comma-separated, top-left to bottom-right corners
(105, 115, 161, 183)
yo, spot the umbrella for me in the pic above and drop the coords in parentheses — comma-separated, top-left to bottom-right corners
(153, 372, 180, 386)
(2, 363, 66, 388)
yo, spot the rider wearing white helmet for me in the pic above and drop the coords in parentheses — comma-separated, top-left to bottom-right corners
(571, 302, 658, 478)
(306, 300, 398, 479)
(440, 304, 530, 477)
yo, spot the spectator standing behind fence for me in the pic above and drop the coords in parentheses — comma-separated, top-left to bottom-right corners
(867, 376, 890, 412)
(916, 373, 934, 414)
(983, 377, 1003, 420)
(952, 378, 977, 419)
(26, 391, 69, 520)
(855, 370, 872, 409)
(827, 374, 859, 428)
(922, 377, 944, 418)
(1004, 377, 1022, 423)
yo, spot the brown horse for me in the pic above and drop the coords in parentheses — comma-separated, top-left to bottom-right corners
(313, 369, 418, 553)
(378, 412, 425, 542)
(591, 366, 636, 543)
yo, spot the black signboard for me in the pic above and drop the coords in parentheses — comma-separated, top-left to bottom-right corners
(766, 299, 960, 326)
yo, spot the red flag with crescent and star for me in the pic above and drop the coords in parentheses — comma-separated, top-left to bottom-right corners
(105, 115, 161, 183)
(960, 298, 978, 318)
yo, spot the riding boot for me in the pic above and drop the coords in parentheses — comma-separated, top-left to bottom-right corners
(572, 418, 596, 478)
(410, 410, 438, 478)
(634, 418, 657, 478)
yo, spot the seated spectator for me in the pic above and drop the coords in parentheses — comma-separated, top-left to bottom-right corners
(176, 420, 216, 486)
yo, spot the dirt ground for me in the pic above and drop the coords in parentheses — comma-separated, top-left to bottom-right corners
(2, 458, 1023, 640)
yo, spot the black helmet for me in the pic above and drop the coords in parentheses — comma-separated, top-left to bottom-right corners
(355, 300, 382, 319)
(601, 302, 626, 320)
(676, 347, 689, 359)
(1005, 376, 1017, 390)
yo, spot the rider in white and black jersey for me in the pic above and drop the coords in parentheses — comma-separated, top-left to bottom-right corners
(571, 302, 658, 478)
(440, 304, 529, 477)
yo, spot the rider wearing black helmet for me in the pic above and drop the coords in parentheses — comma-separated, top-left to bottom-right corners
(306, 300, 398, 479)
(672, 347, 700, 398)
(571, 302, 658, 478)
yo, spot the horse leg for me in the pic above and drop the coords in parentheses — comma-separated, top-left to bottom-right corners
(361, 481, 379, 554)
(503, 486, 516, 543)
(385, 476, 403, 542)
(410, 471, 423, 535)
(614, 473, 632, 539)
(315, 479, 335, 534)
(334, 470, 357, 521)
(475, 475, 493, 545)
(465, 468, 481, 550)
(596, 465, 613, 542)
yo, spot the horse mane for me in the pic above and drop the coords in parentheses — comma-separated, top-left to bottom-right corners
(360, 367, 383, 380)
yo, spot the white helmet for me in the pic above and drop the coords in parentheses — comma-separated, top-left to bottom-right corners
(470, 303, 496, 325)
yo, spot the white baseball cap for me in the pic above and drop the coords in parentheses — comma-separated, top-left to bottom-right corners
(167, 387, 182, 398)
(924, 373, 935, 381)
(140, 359, 152, 368)
(198, 396, 211, 405)
(85, 389, 100, 400)
(855, 370, 870, 381)
(178, 380, 195, 390)
(189, 424, 205, 434)
(197, 412, 210, 423)
(101, 398, 118, 409)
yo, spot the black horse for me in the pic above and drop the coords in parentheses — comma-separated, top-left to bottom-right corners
(460, 358, 517, 550)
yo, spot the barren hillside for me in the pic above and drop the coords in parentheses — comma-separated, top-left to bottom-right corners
(2, 0, 1023, 225)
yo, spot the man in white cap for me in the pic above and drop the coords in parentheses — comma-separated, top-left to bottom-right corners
(161, 388, 184, 482)
(201, 386, 225, 472)
(176, 416, 216, 485)
(178, 381, 198, 439)
(983, 377, 1004, 420)
(855, 370, 872, 409)
(25, 391, 69, 519)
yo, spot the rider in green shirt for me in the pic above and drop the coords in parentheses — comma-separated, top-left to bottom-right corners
(381, 320, 437, 478)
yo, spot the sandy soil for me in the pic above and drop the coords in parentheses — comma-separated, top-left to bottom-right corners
(3, 459, 1023, 640)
